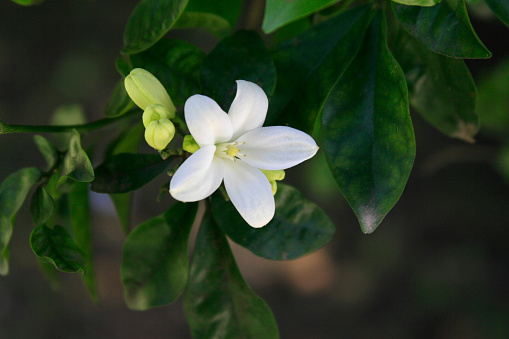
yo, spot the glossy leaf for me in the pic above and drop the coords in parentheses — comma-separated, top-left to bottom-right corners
(185, 0, 243, 26)
(130, 39, 205, 106)
(34, 135, 59, 171)
(262, 0, 339, 33)
(69, 182, 97, 301)
(30, 185, 55, 226)
(174, 12, 230, 38)
(57, 129, 95, 187)
(121, 202, 198, 310)
(0, 167, 42, 275)
(123, 0, 189, 54)
(200, 30, 277, 111)
(184, 211, 279, 339)
(104, 79, 135, 118)
(268, 4, 375, 133)
(395, 32, 479, 142)
(393, 0, 491, 59)
(30, 224, 86, 273)
(391, 0, 440, 6)
(485, 0, 509, 26)
(91, 153, 174, 194)
(211, 184, 335, 260)
(322, 11, 416, 234)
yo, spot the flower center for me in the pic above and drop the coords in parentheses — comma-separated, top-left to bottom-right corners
(226, 145, 239, 157)
(216, 142, 246, 161)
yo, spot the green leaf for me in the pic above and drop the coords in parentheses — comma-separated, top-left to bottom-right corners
(184, 211, 279, 339)
(50, 104, 87, 150)
(173, 12, 231, 38)
(30, 224, 86, 273)
(91, 153, 174, 193)
(30, 185, 55, 226)
(69, 182, 97, 301)
(34, 135, 59, 171)
(121, 202, 198, 310)
(200, 30, 277, 111)
(391, 0, 440, 6)
(0, 168, 42, 275)
(262, 0, 339, 33)
(395, 32, 479, 142)
(485, 0, 509, 26)
(322, 11, 416, 234)
(393, 0, 492, 59)
(185, 0, 243, 26)
(10, 0, 44, 5)
(123, 0, 189, 54)
(57, 129, 95, 187)
(116, 57, 131, 77)
(268, 4, 375, 133)
(104, 79, 135, 118)
(130, 39, 205, 106)
(211, 184, 335, 260)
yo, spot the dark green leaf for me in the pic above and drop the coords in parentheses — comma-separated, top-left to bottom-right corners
(173, 12, 231, 38)
(57, 129, 95, 187)
(34, 135, 58, 171)
(395, 32, 478, 142)
(130, 39, 205, 106)
(0, 167, 42, 275)
(104, 79, 135, 118)
(185, 0, 243, 26)
(485, 0, 509, 26)
(184, 211, 279, 339)
(116, 57, 131, 77)
(69, 182, 97, 301)
(121, 202, 198, 310)
(110, 194, 132, 234)
(268, 4, 375, 133)
(91, 153, 174, 193)
(211, 184, 335, 260)
(123, 0, 189, 54)
(392, 0, 440, 6)
(393, 0, 492, 59)
(30, 185, 55, 226)
(322, 11, 416, 234)
(10, 0, 44, 5)
(200, 30, 277, 111)
(262, 0, 339, 33)
(30, 224, 86, 273)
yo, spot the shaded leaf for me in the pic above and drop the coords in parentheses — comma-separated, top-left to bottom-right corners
(485, 0, 509, 26)
(268, 4, 375, 133)
(185, 0, 243, 26)
(57, 129, 95, 187)
(174, 12, 231, 38)
(184, 211, 279, 339)
(30, 185, 55, 226)
(104, 79, 135, 118)
(200, 30, 277, 111)
(322, 11, 416, 233)
(211, 184, 335, 260)
(123, 0, 189, 54)
(392, 0, 440, 6)
(30, 224, 86, 273)
(50, 104, 87, 150)
(91, 153, 174, 193)
(121, 202, 198, 310)
(10, 0, 44, 5)
(262, 0, 339, 33)
(393, 0, 491, 59)
(0, 167, 42, 275)
(34, 135, 59, 171)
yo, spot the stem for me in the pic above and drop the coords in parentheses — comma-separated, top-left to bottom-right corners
(0, 110, 139, 135)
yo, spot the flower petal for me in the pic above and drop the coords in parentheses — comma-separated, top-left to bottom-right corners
(185, 95, 233, 147)
(236, 126, 319, 170)
(228, 80, 268, 141)
(170, 146, 224, 202)
(222, 159, 274, 228)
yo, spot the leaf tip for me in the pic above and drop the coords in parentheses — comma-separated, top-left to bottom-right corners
(450, 120, 478, 143)
(358, 206, 383, 234)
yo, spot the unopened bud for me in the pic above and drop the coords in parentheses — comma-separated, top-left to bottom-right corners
(125, 68, 176, 116)
(142, 104, 172, 128)
(183, 135, 200, 154)
(260, 169, 285, 195)
(145, 119, 175, 150)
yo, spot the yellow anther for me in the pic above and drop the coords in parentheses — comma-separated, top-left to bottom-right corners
(227, 145, 239, 157)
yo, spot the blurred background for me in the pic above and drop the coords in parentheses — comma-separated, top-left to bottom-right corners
(1, 0, 509, 338)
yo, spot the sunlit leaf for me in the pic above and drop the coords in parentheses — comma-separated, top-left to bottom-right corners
(121, 202, 198, 310)
(57, 129, 95, 187)
(211, 184, 335, 260)
(30, 185, 55, 226)
(322, 11, 416, 233)
(184, 211, 279, 338)
(392, 0, 440, 6)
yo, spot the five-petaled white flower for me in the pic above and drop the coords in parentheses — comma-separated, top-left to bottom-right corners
(169, 80, 318, 228)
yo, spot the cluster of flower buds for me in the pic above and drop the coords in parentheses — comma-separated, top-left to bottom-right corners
(125, 68, 176, 150)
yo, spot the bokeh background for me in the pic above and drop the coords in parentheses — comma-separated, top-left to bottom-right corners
(1, 0, 509, 338)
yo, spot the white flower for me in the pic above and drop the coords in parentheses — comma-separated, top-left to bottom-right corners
(169, 80, 318, 228)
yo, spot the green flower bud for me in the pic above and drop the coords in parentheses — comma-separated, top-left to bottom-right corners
(183, 135, 200, 154)
(144, 118, 175, 150)
(142, 104, 171, 128)
(260, 169, 285, 195)
(124, 68, 176, 117)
